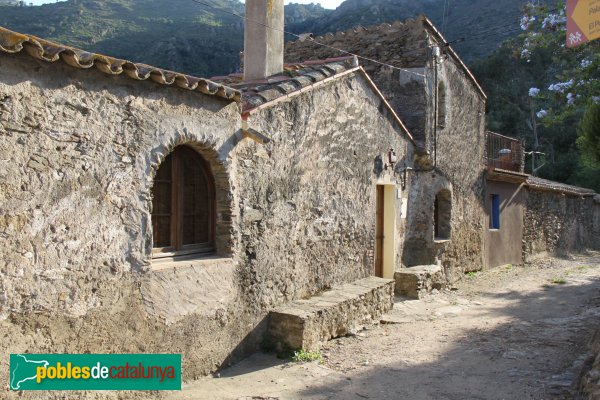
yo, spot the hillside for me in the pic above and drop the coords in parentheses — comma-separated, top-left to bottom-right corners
(0, 0, 553, 77)
(0, 0, 245, 76)
(287, 0, 553, 63)
(0, 0, 328, 77)
(284, 2, 331, 25)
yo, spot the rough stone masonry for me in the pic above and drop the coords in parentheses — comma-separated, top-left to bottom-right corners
(0, 40, 412, 396)
(287, 18, 487, 280)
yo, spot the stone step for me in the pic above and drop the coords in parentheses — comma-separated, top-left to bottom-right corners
(394, 265, 445, 299)
(268, 276, 394, 352)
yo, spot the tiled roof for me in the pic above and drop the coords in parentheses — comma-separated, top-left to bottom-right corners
(526, 176, 597, 196)
(0, 26, 240, 102)
(285, 17, 486, 100)
(212, 56, 360, 113)
(212, 56, 414, 143)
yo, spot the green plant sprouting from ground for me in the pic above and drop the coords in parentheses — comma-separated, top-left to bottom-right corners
(551, 277, 567, 285)
(291, 349, 323, 363)
(466, 271, 477, 278)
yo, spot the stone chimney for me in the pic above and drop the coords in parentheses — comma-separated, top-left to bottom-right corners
(244, 0, 284, 81)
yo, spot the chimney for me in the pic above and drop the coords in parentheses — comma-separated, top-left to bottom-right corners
(244, 0, 284, 81)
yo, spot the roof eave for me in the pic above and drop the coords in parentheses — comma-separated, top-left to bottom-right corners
(0, 26, 241, 103)
(420, 16, 487, 100)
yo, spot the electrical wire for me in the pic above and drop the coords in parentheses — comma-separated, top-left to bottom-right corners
(451, 26, 523, 44)
(441, 0, 449, 35)
(445, 6, 561, 44)
(189, 0, 426, 77)
(189, 0, 562, 74)
(442, 0, 451, 35)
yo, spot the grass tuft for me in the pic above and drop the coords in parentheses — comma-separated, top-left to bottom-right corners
(291, 349, 323, 363)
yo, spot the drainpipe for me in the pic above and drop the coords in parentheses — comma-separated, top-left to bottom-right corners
(433, 45, 440, 169)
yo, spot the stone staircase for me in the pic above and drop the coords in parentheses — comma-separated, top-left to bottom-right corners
(394, 264, 446, 299)
(268, 277, 394, 352)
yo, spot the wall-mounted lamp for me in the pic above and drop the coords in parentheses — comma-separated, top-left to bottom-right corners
(385, 148, 397, 172)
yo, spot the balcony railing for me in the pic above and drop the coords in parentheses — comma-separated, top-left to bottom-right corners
(485, 131, 524, 173)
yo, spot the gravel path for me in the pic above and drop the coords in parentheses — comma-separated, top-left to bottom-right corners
(169, 252, 600, 400)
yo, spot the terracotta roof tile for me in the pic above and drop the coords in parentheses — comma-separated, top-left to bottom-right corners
(0, 26, 241, 102)
(212, 56, 359, 112)
(527, 176, 597, 196)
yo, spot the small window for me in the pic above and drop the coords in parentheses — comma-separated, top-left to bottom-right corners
(490, 194, 500, 230)
(434, 189, 452, 240)
(151, 145, 214, 258)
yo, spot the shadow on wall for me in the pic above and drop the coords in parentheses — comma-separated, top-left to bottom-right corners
(216, 316, 270, 373)
(295, 273, 600, 399)
(471, 170, 488, 209)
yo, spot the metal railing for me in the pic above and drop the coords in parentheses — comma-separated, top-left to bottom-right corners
(484, 131, 524, 173)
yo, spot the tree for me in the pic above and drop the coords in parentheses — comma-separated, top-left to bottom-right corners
(517, 1, 600, 188)
(578, 103, 600, 164)
(519, 1, 600, 124)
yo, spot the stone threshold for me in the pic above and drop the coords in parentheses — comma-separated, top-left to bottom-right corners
(268, 276, 394, 352)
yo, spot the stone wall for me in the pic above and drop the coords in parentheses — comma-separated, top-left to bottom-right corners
(0, 52, 257, 397)
(386, 26, 486, 280)
(523, 190, 600, 260)
(0, 49, 411, 396)
(402, 170, 452, 266)
(240, 72, 412, 309)
(286, 18, 487, 282)
(417, 52, 486, 279)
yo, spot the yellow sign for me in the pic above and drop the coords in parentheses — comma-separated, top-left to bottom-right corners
(567, 0, 600, 47)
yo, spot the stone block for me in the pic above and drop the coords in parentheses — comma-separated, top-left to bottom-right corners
(268, 277, 394, 352)
(394, 265, 445, 298)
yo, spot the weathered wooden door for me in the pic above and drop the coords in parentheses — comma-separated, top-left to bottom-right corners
(375, 185, 385, 277)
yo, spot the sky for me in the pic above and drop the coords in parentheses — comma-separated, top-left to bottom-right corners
(28, 0, 344, 9)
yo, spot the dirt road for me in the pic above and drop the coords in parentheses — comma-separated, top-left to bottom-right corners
(168, 252, 600, 400)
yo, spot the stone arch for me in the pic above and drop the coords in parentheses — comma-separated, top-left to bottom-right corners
(434, 188, 452, 240)
(148, 139, 234, 260)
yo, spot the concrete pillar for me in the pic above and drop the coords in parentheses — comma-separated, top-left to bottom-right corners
(244, 0, 284, 81)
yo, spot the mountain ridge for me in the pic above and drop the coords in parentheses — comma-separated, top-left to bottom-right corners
(0, 0, 550, 76)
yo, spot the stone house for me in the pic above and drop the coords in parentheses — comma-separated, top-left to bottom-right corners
(286, 17, 487, 282)
(483, 131, 528, 268)
(2, 1, 598, 394)
(0, 0, 415, 386)
(484, 131, 600, 268)
(286, 17, 600, 285)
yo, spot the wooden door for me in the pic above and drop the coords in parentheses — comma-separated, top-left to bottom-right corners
(375, 185, 384, 277)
